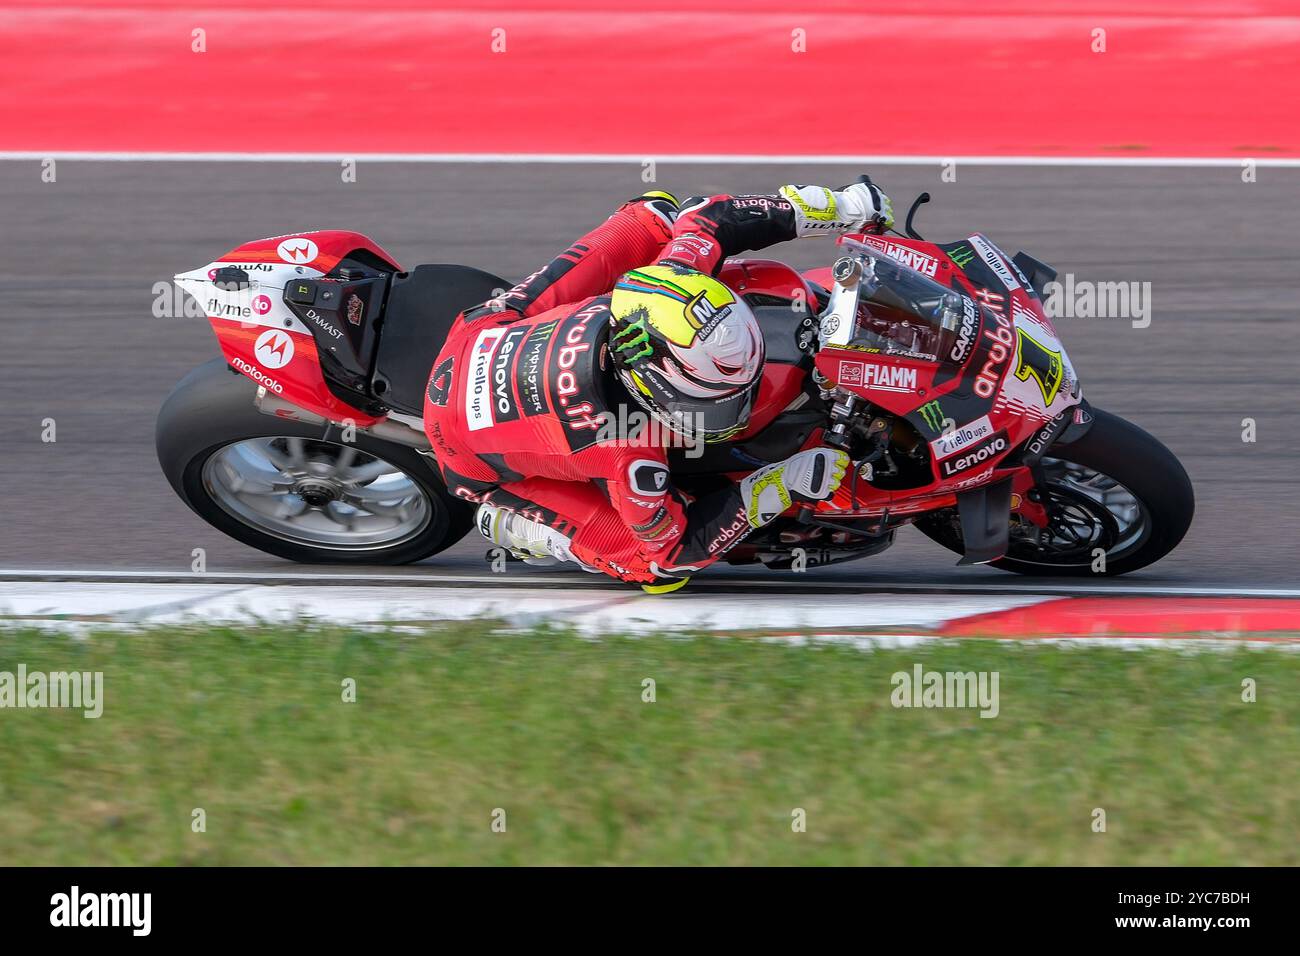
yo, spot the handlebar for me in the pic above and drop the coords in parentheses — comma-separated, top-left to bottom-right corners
(902, 193, 930, 240)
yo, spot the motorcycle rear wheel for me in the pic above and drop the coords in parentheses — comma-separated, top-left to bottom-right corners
(916, 407, 1193, 576)
(156, 359, 474, 564)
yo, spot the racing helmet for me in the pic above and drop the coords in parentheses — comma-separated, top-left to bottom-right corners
(609, 264, 765, 443)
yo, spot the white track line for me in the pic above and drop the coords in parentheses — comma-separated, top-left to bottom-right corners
(0, 582, 1050, 633)
(2, 583, 1294, 647)
(0, 152, 1295, 167)
(2, 569, 1299, 599)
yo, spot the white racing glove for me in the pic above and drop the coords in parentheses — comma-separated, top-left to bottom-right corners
(739, 447, 850, 528)
(779, 181, 894, 236)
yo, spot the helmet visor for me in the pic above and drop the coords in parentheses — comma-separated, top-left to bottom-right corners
(631, 364, 760, 443)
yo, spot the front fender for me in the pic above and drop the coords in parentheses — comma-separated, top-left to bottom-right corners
(1054, 399, 1096, 446)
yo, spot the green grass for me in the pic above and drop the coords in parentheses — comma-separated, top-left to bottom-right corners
(0, 623, 1296, 865)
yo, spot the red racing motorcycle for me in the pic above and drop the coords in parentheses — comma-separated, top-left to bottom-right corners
(157, 195, 1193, 576)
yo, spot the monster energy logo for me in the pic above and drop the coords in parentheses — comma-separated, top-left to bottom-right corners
(612, 316, 652, 362)
(919, 400, 945, 433)
(949, 245, 975, 269)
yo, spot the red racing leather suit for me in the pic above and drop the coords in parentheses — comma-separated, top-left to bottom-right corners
(422, 192, 806, 582)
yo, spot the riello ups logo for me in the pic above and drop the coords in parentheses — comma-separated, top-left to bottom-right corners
(939, 430, 1009, 478)
(465, 327, 504, 432)
(931, 414, 994, 460)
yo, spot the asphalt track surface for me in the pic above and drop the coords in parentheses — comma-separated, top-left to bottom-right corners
(2, 161, 1297, 590)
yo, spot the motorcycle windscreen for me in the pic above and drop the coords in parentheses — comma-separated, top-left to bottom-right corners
(832, 240, 976, 370)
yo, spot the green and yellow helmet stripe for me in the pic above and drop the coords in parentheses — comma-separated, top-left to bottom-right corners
(611, 265, 737, 348)
(615, 269, 695, 304)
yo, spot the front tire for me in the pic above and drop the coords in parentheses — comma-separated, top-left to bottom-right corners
(156, 360, 474, 564)
(917, 407, 1193, 576)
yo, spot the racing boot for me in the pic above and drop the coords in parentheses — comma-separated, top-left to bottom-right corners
(476, 504, 593, 569)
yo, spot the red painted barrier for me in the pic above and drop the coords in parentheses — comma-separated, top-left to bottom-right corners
(2, 1, 1297, 155)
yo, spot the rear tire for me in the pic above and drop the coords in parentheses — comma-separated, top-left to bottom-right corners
(156, 359, 474, 564)
(916, 407, 1193, 576)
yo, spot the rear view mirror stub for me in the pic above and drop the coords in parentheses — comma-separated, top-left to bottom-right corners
(1011, 251, 1058, 298)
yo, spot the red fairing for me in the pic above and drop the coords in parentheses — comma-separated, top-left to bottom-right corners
(742, 363, 805, 439)
(202, 229, 400, 426)
(798, 231, 1081, 520)
(812, 350, 941, 419)
(718, 258, 813, 304)
(217, 230, 402, 274)
(212, 322, 384, 426)
(717, 259, 815, 439)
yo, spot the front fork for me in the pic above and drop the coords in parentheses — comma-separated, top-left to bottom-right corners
(821, 391, 858, 452)
(797, 390, 896, 535)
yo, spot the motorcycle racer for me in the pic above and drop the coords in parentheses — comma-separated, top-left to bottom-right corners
(422, 181, 893, 590)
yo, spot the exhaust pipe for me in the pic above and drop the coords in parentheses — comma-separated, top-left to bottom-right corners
(254, 388, 432, 451)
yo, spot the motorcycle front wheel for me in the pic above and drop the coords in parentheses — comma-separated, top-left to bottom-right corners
(916, 407, 1194, 576)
